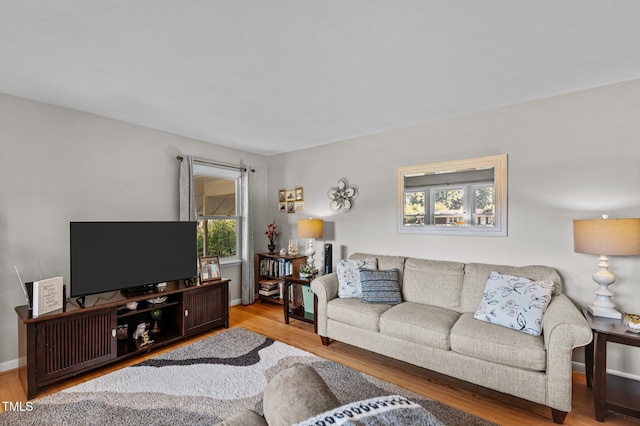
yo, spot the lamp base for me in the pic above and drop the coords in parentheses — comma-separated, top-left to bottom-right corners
(587, 255, 622, 319)
(588, 304, 622, 319)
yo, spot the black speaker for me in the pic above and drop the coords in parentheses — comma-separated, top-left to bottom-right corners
(324, 243, 333, 274)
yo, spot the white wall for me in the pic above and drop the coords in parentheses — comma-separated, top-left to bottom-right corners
(266, 78, 640, 378)
(0, 93, 268, 368)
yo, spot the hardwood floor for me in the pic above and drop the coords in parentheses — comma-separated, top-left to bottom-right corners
(2, 302, 639, 425)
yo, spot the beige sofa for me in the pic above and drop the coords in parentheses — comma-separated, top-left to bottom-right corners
(311, 253, 593, 424)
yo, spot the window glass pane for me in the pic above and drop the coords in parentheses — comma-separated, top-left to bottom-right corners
(403, 191, 425, 225)
(433, 187, 464, 225)
(194, 176, 236, 216)
(197, 219, 237, 257)
(474, 185, 495, 226)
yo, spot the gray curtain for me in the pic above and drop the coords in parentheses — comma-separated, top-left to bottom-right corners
(179, 156, 195, 221)
(241, 168, 255, 305)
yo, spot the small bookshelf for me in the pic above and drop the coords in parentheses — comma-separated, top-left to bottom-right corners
(256, 253, 306, 304)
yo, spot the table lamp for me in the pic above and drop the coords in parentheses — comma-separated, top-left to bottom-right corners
(573, 216, 640, 319)
(297, 218, 324, 271)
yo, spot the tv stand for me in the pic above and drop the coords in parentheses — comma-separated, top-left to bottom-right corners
(15, 279, 229, 399)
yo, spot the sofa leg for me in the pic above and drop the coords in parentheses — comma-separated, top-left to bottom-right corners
(320, 336, 331, 346)
(551, 409, 567, 424)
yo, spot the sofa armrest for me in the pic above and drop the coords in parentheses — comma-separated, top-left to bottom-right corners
(311, 273, 339, 337)
(542, 293, 593, 412)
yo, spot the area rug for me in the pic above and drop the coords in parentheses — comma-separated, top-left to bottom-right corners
(0, 328, 495, 425)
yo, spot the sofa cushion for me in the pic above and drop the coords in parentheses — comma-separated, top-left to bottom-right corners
(450, 313, 547, 371)
(380, 302, 460, 350)
(402, 258, 465, 312)
(263, 366, 340, 426)
(473, 271, 554, 336)
(361, 268, 403, 304)
(327, 297, 393, 332)
(460, 263, 562, 314)
(337, 258, 377, 298)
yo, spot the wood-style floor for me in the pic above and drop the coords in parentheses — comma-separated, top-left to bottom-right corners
(1, 302, 639, 425)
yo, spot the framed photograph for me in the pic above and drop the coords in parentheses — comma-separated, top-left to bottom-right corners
(287, 201, 295, 213)
(279, 189, 286, 202)
(295, 187, 304, 201)
(199, 255, 221, 283)
(295, 201, 305, 211)
(285, 190, 295, 201)
(278, 202, 287, 212)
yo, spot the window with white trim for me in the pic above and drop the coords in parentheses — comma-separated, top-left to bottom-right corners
(193, 163, 241, 262)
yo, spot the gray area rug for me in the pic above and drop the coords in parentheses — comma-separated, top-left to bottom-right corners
(0, 328, 495, 425)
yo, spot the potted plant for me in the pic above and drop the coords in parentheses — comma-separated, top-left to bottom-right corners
(299, 264, 314, 279)
(264, 220, 279, 254)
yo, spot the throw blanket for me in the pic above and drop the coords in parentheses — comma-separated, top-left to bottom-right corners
(294, 395, 443, 426)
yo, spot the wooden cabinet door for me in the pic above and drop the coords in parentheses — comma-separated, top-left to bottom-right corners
(36, 308, 116, 384)
(183, 282, 228, 336)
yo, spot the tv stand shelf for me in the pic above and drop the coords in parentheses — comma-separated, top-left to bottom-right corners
(15, 279, 229, 400)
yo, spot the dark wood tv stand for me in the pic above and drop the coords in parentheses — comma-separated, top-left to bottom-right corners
(15, 279, 229, 399)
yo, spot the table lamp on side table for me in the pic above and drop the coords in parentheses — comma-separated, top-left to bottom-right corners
(573, 215, 640, 319)
(297, 218, 324, 272)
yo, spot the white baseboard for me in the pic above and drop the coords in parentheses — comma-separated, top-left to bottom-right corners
(230, 298, 242, 306)
(572, 361, 640, 381)
(0, 358, 18, 374)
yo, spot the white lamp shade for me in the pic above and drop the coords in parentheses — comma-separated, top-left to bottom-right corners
(573, 218, 640, 256)
(297, 218, 324, 239)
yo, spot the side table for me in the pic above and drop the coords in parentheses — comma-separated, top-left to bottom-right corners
(284, 274, 320, 333)
(583, 308, 640, 421)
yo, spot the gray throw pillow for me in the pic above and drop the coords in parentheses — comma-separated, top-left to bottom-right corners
(360, 268, 403, 304)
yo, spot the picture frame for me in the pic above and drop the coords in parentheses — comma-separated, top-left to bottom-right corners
(295, 201, 305, 212)
(278, 202, 287, 212)
(285, 190, 295, 201)
(32, 276, 64, 318)
(287, 201, 295, 213)
(295, 187, 304, 201)
(199, 255, 221, 283)
(278, 189, 286, 202)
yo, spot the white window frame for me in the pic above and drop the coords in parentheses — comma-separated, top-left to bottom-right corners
(396, 154, 507, 236)
(193, 163, 242, 264)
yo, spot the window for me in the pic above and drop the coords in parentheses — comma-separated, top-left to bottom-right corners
(397, 155, 507, 236)
(193, 164, 241, 261)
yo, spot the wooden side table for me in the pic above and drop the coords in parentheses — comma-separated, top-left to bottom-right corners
(583, 308, 640, 421)
(283, 274, 319, 333)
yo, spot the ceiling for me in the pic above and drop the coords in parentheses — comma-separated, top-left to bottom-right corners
(2, 1, 640, 156)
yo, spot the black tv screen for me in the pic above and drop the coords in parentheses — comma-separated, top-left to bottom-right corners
(70, 221, 197, 297)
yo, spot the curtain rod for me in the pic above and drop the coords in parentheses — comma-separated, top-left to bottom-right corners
(176, 155, 255, 173)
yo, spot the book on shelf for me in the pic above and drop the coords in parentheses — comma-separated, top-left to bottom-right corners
(259, 288, 279, 296)
(259, 258, 294, 277)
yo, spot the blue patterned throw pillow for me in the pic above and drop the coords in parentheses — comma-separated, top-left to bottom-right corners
(474, 271, 554, 336)
(360, 268, 403, 304)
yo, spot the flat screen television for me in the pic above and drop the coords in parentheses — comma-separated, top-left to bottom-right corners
(70, 221, 197, 298)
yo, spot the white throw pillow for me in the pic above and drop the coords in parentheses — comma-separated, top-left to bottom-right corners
(336, 258, 377, 298)
(474, 271, 554, 336)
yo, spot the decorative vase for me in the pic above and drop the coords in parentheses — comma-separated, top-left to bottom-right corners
(268, 244, 276, 254)
(624, 313, 640, 333)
